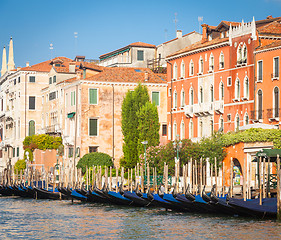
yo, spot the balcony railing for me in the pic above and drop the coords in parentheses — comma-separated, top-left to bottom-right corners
(250, 110, 264, 122)
(184, 105, 193, 118)
(271, 73, 279, 80)
(267, 108, 280, 121)
(43, 124, 62, 134)
(214, 100, 224, 114)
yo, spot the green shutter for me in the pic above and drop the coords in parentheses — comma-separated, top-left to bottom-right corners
(152, 92, 159, 106)
(73, 91, 76, 105)
(89, 119, 97, 136)
(28, 120, 35, 136)
(89, 89, 97, 104)
(53, 75, 56, 83)
(17, 147, 19, 157)
(49, 77, 52, 84)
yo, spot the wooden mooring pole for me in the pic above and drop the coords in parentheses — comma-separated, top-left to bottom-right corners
(277, 154, 281, 220)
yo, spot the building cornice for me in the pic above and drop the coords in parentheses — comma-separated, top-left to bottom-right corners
(254, 45, 281, 54)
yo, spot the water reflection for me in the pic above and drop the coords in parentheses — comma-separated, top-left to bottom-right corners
(0, 197, 281, 239)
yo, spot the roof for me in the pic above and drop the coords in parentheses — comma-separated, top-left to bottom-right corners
(257, 20, 281, 35)
(19, 57, 73, 72)
(167, 37, 228, 58)
(80, 62, 104, 72)
(99, 42, 155, 60)
(254, 149, 281, 162)
(84, 67, 166, 84)
(255, 40, 281, 52)
(160, 31, 200, 45)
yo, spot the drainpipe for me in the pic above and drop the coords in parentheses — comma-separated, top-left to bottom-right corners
(112, 84, 115, 165)
(253, 33, 261, 120)
(167, 61, 173, 141)
(73, 83, 79, 182)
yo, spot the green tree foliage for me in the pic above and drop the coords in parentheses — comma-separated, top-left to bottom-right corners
(121, 83, 150, 168)
(77, 152, 114, 174)
(23, 134, 62, 151)
(137, 101, 160, 158)
(14, 159, 26, 173)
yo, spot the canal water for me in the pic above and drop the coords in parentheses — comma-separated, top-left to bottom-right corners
(1, 197, 281, 239)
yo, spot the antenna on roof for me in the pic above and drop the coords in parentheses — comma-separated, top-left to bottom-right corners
(49, 43, 53, 60)
(198, 16, 203, 34)
(74, 32, 78, 56)
(174, 13, 178, 36)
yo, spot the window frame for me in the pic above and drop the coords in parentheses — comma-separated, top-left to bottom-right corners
(89, 88, 98, 105)
(29, 76, 35, 83)
(29, 96, 36, 110)
(257, 60, 263, 82)
(137, 50, 144, 61)
(273, 57, 279, 79)
(89, 118, 98, 136)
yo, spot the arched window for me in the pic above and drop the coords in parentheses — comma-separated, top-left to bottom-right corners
(29, 120, 35, 136)
(189, 60, 194, 76)
(219, 52, 224, 69)
(235, 114, 240, 130)
(181, 89, 185, 107)
(244, 113, 249, 125)
(235, 78, 240, 99)
(173, 90, 177, 108)
(173, 122, 177, 140)
(242, 44, 247, 64)
(189, 120, 193, 138)
(219, 82, 224, 100)
(181, 61, 185, 78)
(173, 63, 178, 79)
(274, 87, 279, 118)
(209, 53, 214, 71)
(199, 120, 203, 138)
(244, 77, 249, 99)
(257, 89, 263, 119)
(168, 124, 171, 140)
(190, 88, 194, 105)
(200, 87, 203, 103)
(237, 44, 242, 64)
(199, 57, 203, 74)
(210, 120, 214, 135)
(210, 85, 214, 102)
(220, 116, 224, 132)
(180, 121, 185, 140)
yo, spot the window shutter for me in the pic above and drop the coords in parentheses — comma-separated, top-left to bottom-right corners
(49, 77, 52, 84)
(89, 89, 97, 104)
(275, 58, 279, 77)
(29, 96, 35, 110)
(152, 92, 159, 106)
(90, 119, 97, 136)
(53, 76, 56, 83)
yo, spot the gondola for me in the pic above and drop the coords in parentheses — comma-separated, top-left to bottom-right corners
(0, 184, 15, 196)
(228, 197, 277, 218)
(12, 185, 31, 198)
(123, 184, 152, 207)
(147, 190, 182, 210)
(71, 189, 88, 201)
(33, 187, 69, 200)
(58, 186, 72, 198)
(102, 184, 133, 206)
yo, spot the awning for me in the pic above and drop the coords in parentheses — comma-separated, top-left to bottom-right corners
(253, 149, 281, 162)
(67, 112, 75, 118)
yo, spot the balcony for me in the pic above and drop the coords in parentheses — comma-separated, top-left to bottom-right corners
(184, 105, 193, 118)
(250, 110, 264, 122)
(193, 103, 213, 116)
(271, 73, 279, 81)
(64, 136, 74, 146)
(214, 100, 224, 114)
(43, 124, 62, 135)
(267, 108, 280, 122)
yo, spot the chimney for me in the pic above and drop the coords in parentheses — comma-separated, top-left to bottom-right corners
(176, 30, 182, 38)
(201, 24, 208, 43)
(266, 15, 273, 19)
(26, 62, 29, 67)
(144, 72, 149, 81)
(69, 62, 75, 73)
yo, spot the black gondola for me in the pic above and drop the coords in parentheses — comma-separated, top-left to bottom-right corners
(33, 187, 69, 200)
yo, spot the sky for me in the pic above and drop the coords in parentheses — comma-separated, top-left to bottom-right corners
(0, 0, 281, 68)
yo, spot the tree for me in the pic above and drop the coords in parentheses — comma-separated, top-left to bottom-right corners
(137, 101, 160, 158)
(76, 152, 113, 174)
(14, 159, 26, 173)
(121, 83, 149, 168)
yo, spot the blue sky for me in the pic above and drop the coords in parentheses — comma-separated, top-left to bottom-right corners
(0, 0, 281, 67)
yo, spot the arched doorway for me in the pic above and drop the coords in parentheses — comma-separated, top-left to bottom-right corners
(233, 158, 242, 185)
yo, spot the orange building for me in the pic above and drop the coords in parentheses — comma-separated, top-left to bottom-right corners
(166, 16, 281, 143)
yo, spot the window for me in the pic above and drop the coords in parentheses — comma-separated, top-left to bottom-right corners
(152, 91, 160, 106)
(89, 88, 98, 105)
(210, 120, 214, 134)
(55, 63, 61, 67)
(244, 77, 249, 99)
(199, 57, 203, 74)
(18, 77, 20, 83)
(49, 91, 56, 101)
(71, 91, 76, 106)
(89, 118, 98, 136)
(219, 52, 224, 69)
(173, 91, 177, 108)
(28, 120, 35, 136)
(210, 85, 214, 102)
(89, 146, 98, 153)
(257, 61, 263, 81)
(199, 120, 203, 138)
(244, 113, 249, 125)
(17, 147, 19, 157)
(220, 117, 224, 132)
(273, 57, 279, 78)
(189, 60, 194, 76)
(14, 79, 16, 85)
(13, 148, 15, 158)
(181, 61, 185, 78)
(237, 45, 242, 64)
(274, 87, 279, 118)
(68, 147, 73, 158)
(242, 45, 247, 64)
(181, 89, 185, 107)
(235, 114, 240, 130)
(53, 75, 56, 83)
(137, 50, 144, 61)
(168, 88, 171, 96)
(227, 77, 232, 86)
(162, 124, 167, 136)
(189, 120, 193, 138)
(209, 54, 214, 71)
(173, 63, 178, 79)
(257, 89, 263, 119)
(200, 87, 203, 103)
(235, 78, 240, 99)
(29, 96, 35, 110)
(190, 88, 194, 105)
(29, 76, 35, 82)
(227, 114, 231, 122)
(168, 124, 171, 140)
(180, 121, 185, 140)
(173, 122, 177, 140)
(49, 77, 52, 84)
